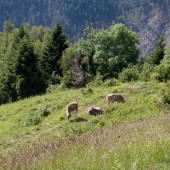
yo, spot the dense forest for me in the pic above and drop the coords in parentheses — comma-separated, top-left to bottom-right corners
(0, 0, 170, 55)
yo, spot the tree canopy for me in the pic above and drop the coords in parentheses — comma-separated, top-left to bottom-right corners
(75, 23, 139, 79)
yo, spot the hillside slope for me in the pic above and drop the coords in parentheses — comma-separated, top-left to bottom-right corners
(0, 1, 170, 56)
(0, 81, 170, 169)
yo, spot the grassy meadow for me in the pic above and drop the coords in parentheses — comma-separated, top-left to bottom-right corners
(0, 81, 170, 169)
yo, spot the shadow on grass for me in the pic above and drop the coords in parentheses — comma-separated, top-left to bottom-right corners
(70, 117, 88, 123)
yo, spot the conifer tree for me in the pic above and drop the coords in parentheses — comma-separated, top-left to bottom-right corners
(146, 35, 165, 65)
(41, 24, 68, 78)
(1, 24, 47, 101)
(15, 37, 47, 98)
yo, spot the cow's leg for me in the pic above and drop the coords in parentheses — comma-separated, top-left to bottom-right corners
(67, 113, 71, 121)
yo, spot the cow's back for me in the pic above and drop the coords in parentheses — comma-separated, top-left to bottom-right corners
(106, 93, 124, 104)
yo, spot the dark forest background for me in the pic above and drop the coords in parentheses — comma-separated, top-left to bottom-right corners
(0, 0, 170, 55)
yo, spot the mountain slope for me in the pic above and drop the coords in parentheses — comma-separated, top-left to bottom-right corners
(0, 0, 170, 56)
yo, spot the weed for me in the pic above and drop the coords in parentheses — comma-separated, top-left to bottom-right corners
(81, 87, 93, 96)
(103, 78, 119, 87)
(161, 82, 170, 104)
(21, 112, 41, 127)
(59, 115, 65, 121)
(40, 105, 51, 117)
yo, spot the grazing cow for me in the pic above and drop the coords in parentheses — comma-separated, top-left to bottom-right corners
(87, 107, 103, 116)
(106, 93, 125, 107)
(66, 102, 78, 120)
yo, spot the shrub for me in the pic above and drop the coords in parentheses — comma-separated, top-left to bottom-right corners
(48, 71, 61, 85)
(87, 72, 103, 87)
(161, 82, 170, 104)
(103, 78, 119, 87)
(81, 87, 93, 96)
(21, 112, 41, 127)
(61, 70, 74, 88)
(46, 84, 61, 93)
(0, 88, 8, 104)
(118, 65, 140, 82)
(140, 63, 154, 81)
(156, 64, 170, 82)
(40, 105, 51, 117)
(59, 115, 65, 121)
(149, 72, 160, 82)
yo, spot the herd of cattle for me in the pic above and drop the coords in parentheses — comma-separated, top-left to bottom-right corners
(66, 93, 125, 120)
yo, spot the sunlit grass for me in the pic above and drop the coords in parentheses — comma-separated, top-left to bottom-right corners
(0, 81, 169, 169)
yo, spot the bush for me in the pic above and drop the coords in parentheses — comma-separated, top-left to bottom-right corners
(21, 112, 41, 127)
(140, 63, 154, 81)
(40, 105, 51, 117)
(156, 64, 170, 82)
(48, 71, 61, 85)
(46, 84, 62, 93)
(0, 88, 8, 104)
(149, 72, 160, 82)
(118, 65, 140, 82)
(87, 72, 103, 87)
(61, 70, 74, 88)
(103, 78, 119, 87)
(161, 82, 170, 104)
(140, 63, 170, 82)
(81, 87, 93, 96)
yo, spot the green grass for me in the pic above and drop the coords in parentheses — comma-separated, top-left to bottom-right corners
(0, 81, 169, 169)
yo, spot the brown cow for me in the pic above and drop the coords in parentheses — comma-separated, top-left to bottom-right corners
(66, 102, 78, 120)
(106, 93, 125, 107)
(87, 107, 103, 116)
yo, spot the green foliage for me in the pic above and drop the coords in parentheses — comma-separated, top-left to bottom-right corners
(81, 87, 93, 96)
(46, 84, 64, 93)
(0, 24, 47, 102)
(30, 26, 50, 57)
(75, 23, 139, 79)
(21, 112, 41, 127)
(0, 69, 18, 102)
(0, 88, 8, 104)
(61, 70, 74, 88)
(41, 24, 68, 78)
(3, 21, 14, 33)
(118, 65, 140, 82)
(0, 81, 169, 170)
(146, 35, 165, 65)
(162, 47, 170, 65)
(155, 64, 170, 82)
(60, 46, 75, 87)
(40, 105, 51, 117)
(21, 104, 51, 127)
(60, 46, 74, 75)
(161, 82, 170, 104)
(103, 78, 119, 87)
(140, 63, 154, 81)
(15, 38, 46, 98)
(87, 72, 103, 87)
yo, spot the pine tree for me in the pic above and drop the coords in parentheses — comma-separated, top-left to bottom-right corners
(41, 24, 68, 78)
(15, 37, 47, 98)
(146, 35, 165, 65)
(1, 24, 47, 101)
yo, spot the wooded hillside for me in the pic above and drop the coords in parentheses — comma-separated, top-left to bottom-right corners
(0, 0, 170, 55)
